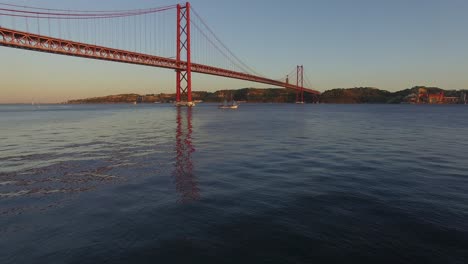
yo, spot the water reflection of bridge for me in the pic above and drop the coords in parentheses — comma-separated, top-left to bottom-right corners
(174, 107, 199, 203)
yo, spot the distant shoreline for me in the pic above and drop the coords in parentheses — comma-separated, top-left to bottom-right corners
(3, 86, 466, 105)
(65, 86, 467, 105)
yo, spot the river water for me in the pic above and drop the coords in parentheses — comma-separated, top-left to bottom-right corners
(1, 104, 467, 263)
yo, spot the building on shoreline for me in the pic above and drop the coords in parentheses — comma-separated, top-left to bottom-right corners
(404, 87, 463, 104)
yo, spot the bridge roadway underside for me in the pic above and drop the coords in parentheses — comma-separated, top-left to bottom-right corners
(0, 27, 320, 95)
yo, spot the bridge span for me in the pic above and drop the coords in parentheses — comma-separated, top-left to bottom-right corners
(0, 2, 320, 105)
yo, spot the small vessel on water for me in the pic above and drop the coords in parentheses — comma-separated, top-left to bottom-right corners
(218, 92, 239, 109)
(32, 100, 41, 109)
(219, 99, 239, 109)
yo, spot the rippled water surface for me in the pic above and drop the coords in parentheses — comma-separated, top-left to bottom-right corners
(1, 104, 468, 263)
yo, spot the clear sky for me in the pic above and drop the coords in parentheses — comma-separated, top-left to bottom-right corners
(1, 0, 467, 103)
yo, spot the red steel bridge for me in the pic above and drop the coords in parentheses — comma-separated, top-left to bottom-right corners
(0, 2, 320, 105)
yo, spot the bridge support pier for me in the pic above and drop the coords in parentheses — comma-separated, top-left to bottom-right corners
(175, 2, 193, 107)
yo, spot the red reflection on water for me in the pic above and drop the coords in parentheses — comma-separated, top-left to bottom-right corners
(174, 107, 199, 203)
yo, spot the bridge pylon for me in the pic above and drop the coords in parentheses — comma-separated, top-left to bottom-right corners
(295, 65, 304, 104)
(175, 2, 193, 107)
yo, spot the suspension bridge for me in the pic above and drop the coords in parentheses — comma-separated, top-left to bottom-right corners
(0, 2, 320, 106)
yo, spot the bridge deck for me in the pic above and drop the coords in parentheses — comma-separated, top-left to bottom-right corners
(0, 27, 320, 95)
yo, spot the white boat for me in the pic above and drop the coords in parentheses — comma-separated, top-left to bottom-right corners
(219, 104, 239, 109)
(219, 99, 239, 109)
(32, 100, 41, 109)
(219, 92, 239, 109)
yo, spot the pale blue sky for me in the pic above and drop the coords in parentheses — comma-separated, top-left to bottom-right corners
(1, 0, 467, 103)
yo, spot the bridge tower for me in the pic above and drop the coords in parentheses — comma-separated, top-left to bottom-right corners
(295, 65, 304, 104)
(176, 2, 193, 107)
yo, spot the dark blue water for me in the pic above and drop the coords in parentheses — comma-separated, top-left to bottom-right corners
(1, 104, 467, 263)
